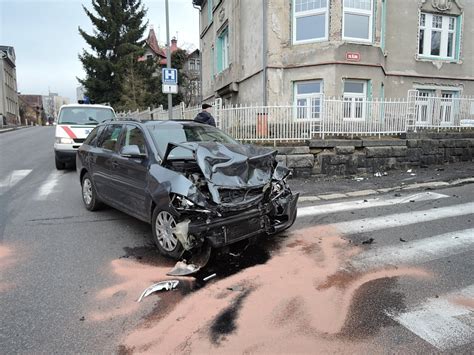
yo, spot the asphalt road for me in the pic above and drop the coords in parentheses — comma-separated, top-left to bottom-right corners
(0, 127, 473, 353)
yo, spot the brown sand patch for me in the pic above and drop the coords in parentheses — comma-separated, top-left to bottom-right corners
(121, 226, 430, 354)
(90, 258, 183, 321)
(450, 297, 474, 309)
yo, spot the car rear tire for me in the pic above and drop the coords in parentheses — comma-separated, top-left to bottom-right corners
(55, 156, 65, 170)
(152, 208, 184, 259)
(81, 172, 102, 211)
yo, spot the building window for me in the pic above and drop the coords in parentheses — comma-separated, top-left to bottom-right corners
(294, 81, 323, 119)
(418, 12, 458, 60)
(217, 27, 229, 73)
(293, 0, 329, 43)
(343, 80, 367, 120)
(343, 0, 373, 43)
(207, 0, 213, 24)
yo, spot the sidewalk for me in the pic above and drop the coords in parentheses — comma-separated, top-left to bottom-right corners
(290, 161, 474, 201)
(0, 125, 29, 134)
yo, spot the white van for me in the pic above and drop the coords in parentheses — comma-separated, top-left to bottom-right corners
(54, 103, 116, 169)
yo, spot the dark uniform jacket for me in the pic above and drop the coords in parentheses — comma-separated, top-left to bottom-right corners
(194, 111, 216, 127)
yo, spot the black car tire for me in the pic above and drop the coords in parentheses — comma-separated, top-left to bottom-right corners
(55, 156, 66, 170)
(151, 207, 184, 259)
(81, 172, 102, 211)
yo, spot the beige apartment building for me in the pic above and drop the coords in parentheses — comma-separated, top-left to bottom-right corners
(193, 0, 473, 110)
(0, 46, 19, 126)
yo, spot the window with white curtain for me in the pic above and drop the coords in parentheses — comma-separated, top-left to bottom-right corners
(343, 80, 367, 120)
(343, 0, 373, 42)
(418, 12, 458, 59)
(294, 81, 323, 119)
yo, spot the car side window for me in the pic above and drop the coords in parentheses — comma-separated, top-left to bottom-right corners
(121, 124, 147, 155)
(83, 125, 105, 147)
(98, 124, 123, 151)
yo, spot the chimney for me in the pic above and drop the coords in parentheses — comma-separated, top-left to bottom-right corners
(171, 37, 178, 52)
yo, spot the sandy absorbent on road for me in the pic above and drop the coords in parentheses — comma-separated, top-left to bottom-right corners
(0, 244, 15, 292)
(118, 225, 430, 354)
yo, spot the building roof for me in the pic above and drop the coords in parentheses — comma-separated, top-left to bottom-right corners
(0, 45, 16, 67)
(140, 28, 182, 66)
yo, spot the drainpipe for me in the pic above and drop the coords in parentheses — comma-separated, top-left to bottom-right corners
(193, 2, 203, 104)
(262, 0, 268, 106)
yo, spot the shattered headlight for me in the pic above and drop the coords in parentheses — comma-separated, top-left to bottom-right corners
(171, 194, 196, 209)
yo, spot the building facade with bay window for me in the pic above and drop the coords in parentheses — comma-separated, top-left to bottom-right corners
(193, 0, 473, 110)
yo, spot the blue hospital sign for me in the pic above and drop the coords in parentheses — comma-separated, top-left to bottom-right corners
(162, 68, 178, 85)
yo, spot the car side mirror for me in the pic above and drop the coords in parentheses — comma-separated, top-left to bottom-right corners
(120, 145, 145, 159)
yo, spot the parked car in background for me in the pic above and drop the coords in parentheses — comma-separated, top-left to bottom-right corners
(54, 103, 116, 169)
(76, 120, 299, 259)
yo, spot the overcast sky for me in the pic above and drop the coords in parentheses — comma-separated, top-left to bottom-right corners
(0, 0, 200, 101)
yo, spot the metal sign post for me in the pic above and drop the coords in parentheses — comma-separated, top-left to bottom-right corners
(165, 0, 172, 120)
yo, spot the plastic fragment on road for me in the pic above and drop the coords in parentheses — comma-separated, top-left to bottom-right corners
(354, 177, 364, 181)
(361, 238, 375, 245)
(137, 280, 179, 302)
(167, 244, 212, 277)
(167, 261, 201, 276)
(203, 273, 217, 282)
(374, 172, 383, 177)
(407, 169, 413, 173)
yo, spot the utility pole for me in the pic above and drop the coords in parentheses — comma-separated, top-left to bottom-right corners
(165, 0, 172, 120)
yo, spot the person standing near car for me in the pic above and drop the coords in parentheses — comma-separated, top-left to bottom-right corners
(194, 103, 216, 127)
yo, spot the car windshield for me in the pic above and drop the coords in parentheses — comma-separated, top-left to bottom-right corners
(147, 123, 237, 159)
(58, 107, 115, 125)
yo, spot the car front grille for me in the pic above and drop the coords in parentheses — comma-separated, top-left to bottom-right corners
(73, 138, 85, 143)
(219, 187, 263, 204)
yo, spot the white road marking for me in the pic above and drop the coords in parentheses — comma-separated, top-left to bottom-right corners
(0, 170, 32, 193)
(34, 171, 63, 200)
(388, 285, 474, 350)
(350, 228, 474, 270)
(329, 202, 474, 235)
(297, 192, 449, 218)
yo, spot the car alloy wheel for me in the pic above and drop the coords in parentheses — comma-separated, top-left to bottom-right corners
(82, 178, 93, 206)
(155, 211, 179, 252)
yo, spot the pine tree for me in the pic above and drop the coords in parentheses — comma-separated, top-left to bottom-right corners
(78, 0, 147, 107)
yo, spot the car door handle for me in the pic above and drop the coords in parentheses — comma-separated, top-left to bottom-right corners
(111, 160, 119, 169)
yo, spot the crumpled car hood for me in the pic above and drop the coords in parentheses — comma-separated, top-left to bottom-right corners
(163, 141, 278, 204)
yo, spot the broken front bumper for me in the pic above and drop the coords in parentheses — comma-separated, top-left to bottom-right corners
(186, 192, 299, 248)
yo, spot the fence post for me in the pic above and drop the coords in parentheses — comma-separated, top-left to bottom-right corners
(406, 89, 418, 133)
(214, 98, 223, 128)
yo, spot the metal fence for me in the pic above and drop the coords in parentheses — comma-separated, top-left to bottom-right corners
(118, 92, 474, 143)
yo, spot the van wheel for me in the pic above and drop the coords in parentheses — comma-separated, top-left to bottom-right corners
(152, 208, 184, 259)
(55, 156, 65, 170)
(81, 173, 102, 211)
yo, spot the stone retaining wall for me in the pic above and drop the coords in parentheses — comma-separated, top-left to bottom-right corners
(275, 134, 474, 177)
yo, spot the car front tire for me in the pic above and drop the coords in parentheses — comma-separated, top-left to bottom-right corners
(152, 208, 184, 259)
(55, 156, 65, 170)
(81, 172, 102, 211)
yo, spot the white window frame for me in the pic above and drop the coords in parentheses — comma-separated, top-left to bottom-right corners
(343, 80, 367, 121)
(342, 0, 373, 43)
(293, 0, 329, 44)
(294, 80, 324, 120)
(418, 12, 457, 60)
(217, 27, 230, 72)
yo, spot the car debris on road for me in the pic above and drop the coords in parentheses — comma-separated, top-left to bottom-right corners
(137, 280, 179, 302)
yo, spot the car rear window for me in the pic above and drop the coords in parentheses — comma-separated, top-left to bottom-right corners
(58, 107, 115, 125)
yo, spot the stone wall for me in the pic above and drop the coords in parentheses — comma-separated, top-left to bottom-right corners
(275, 133, 474, 177)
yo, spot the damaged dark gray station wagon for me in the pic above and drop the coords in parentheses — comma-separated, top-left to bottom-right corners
(77, 120, 298, 259)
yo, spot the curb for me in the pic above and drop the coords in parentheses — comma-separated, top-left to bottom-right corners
(299, 177, 474, 202)
(0, 126, 30, 134)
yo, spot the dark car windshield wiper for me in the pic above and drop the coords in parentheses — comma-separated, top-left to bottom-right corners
(87, 117, 99, 125)
(58, 121, 78, 124)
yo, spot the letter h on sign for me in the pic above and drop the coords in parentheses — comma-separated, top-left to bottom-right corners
(162, 68, 178, 85)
